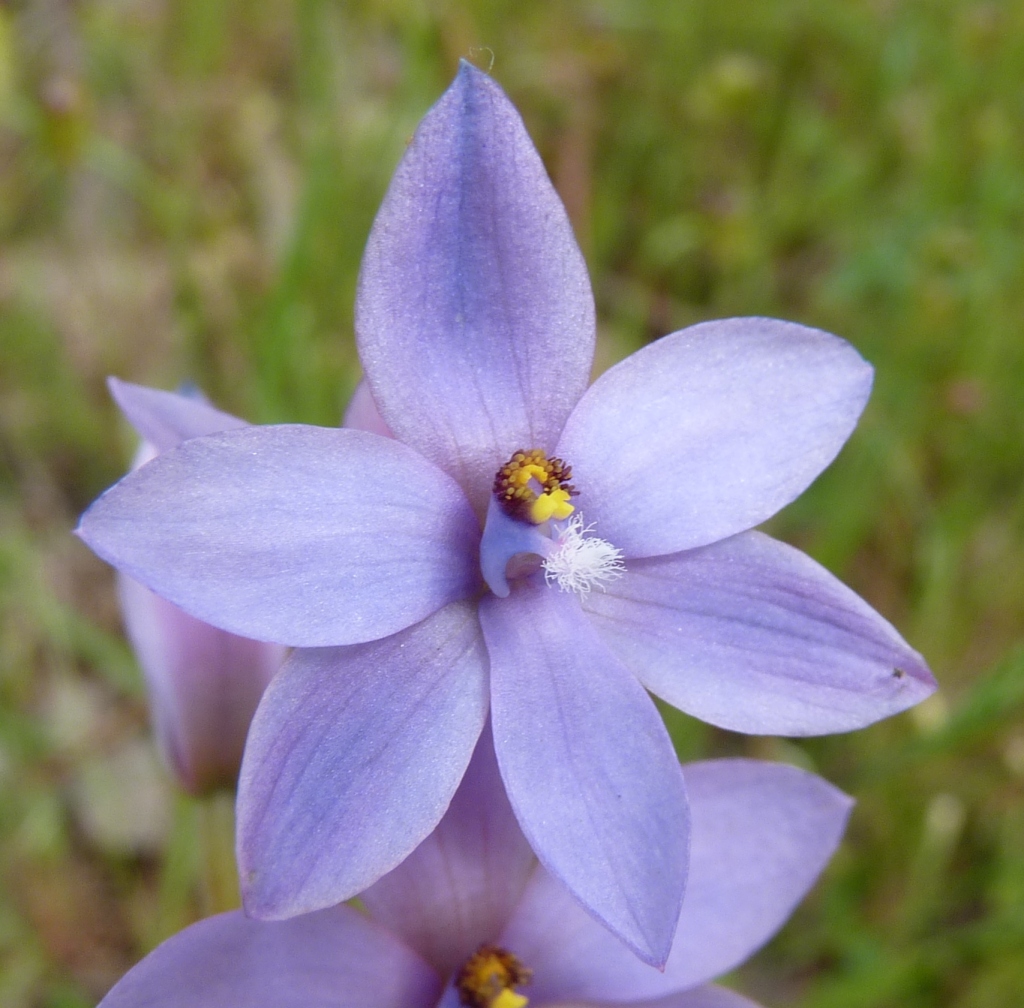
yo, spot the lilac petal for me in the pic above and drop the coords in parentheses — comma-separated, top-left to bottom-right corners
(361, 722, 535, 976)
(636, 987, 765, 1008)
(559, 988, 764, 1008)
(480, 579, 689, 967)
(556, 317, 873, 557)
(77, 425, 481, 647)
(664, 760, 851, 987)
(118, 574, 283, 794)
(343, 379, 394, 438)
(583, 530, 936, 735)
(500, 760, 848, 1003)
(238, 600, 488, 919)
(356, 62, 595, 511)
(98, 906, 442, 1008)
(434, 987, 462, 1008)
(109, 377, 248, 452)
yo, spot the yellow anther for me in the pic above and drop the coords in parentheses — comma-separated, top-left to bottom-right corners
(456, 945, 532, 1008)
(492, 992, 528, 1008)
(529, 488, 575, 524)
(492, 449, 578, 525)
(509, 463, 549, 487)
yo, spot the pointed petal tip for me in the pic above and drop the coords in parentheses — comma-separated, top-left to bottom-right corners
(865, 637, 937, 726)
(237, 603, 487, 920)
(638, 934, 674, 971)
(513, 859, 676, 969)
(356, 53, 594, 509)
(106, 375, 143, 430)
(106, 374, 142, 412)
(239, 882, 279, 922)
(238, 839, 369, 921)
(904, 648, 939, 690)
(484, 582, 687, 971)
(455, 57, 494, 85)
(776, 759, 855, 819)
(586, 531, 937, 737)
(238, 875, 340, 923)
(103, 374, 248, 453)
(890, 654, 939, 715)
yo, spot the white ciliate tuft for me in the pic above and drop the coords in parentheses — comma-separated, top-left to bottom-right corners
(543, 514, 625, 595)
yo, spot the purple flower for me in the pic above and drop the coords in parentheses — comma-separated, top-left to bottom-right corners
(77, 63, 935, 964)
(97, 731, 853, 1008)
(110, 378, 285, 795)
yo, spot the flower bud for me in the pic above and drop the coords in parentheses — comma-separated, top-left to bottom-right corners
(110, 379, 285, 795)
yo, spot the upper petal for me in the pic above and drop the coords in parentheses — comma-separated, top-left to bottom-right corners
(118, 574, 283, 794)
(109, 377, 248, 452)
(77, 425, 481, 647)
(98, 906, 442, 1008)
(356, 62, 595, 512)
(361, 721, 535, 977)
(480, 579, 689, 968)
(499, 760, 849, 1003)
(583, 530, 936, 735)
(238, 601, 488, 919)
(556, 317, 873, 557)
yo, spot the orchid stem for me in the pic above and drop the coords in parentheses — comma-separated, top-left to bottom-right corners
(197, 790, 240, 915)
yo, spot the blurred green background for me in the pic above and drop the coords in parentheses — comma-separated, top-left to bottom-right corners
(2, 0, 1024, 1005)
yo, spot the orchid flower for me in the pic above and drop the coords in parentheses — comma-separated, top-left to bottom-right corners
(110, 378, 285, 795)
(77, 63, 934, 964)
(98, 730, 852, 1008)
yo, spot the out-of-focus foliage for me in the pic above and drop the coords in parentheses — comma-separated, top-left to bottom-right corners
(1, 1, 1023, 1005)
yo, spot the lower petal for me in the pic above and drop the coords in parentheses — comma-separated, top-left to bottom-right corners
(480, 579, 689, 968)
(500, 760, 848, 1003)
(584, 530, 936, 736)
(98, 906, 441, 1008)
(238, 601, 488, 919)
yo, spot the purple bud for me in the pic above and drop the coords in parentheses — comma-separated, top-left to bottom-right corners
(111, 380, 284, 794)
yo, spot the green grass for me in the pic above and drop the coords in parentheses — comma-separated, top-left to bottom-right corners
(2, 1, 1024, 1004)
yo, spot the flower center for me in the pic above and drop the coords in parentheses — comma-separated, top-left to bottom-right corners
(481, 448, 624, 597)
(455, 944, 531, 1008)
(492, 449, 577, 524)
